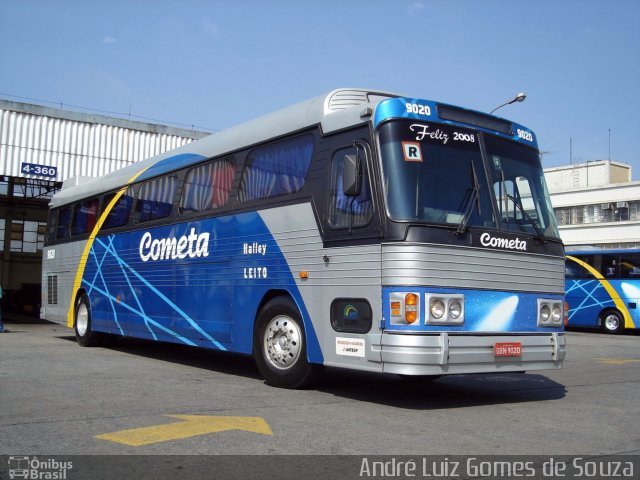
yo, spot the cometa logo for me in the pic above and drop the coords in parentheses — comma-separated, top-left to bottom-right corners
(139, 228, 210, 262)
(480, 232, 527, 251)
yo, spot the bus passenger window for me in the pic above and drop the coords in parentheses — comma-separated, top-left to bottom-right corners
(72, 198, 99, 235)
(239, 134, 314, 203)
(103, 189, 134, 229)
(180, 160, 235, 213)
(56, 207, 71, 239)
(135, 176, 177, 223)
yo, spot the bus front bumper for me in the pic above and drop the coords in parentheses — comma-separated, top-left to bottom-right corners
(376, 332, 566, 375)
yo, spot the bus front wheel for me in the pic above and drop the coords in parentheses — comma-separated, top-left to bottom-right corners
(74, 294, 103, 347)
(601, 310, 624, 334)
(253, 297, 321, 389)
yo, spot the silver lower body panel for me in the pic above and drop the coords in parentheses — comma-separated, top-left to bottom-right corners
(375, 332, 565, 375)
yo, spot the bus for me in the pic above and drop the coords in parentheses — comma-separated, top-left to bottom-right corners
(41, 88, 566, 388)
(565, 249, 640, 333)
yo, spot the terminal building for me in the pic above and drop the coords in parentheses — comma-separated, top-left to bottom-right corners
(0, 99, 208, 316)
(544, 160, 640, 250)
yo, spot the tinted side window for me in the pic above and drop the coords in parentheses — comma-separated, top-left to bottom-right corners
(47, 209, 58, 242)
(180, 159, 235, 214)
(72, 198, 99, 235)
(565, 258, 591, 279)
(56, 207, 72, 239)
(239, 134, 315, 203)
(103, 189, 134, 229)
(620, 253, 640, 278)
(134, 176, 177, 223)
(328, 147, 373, 229)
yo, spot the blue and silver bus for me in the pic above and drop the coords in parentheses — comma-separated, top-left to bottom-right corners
(565, 249, 640, 333)
(41, 88, 566, 388)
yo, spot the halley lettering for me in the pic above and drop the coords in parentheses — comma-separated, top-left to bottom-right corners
(480, 232, 527, 251)
(139, 228, 209, 262)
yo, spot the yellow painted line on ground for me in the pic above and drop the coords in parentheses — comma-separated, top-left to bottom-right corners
(95, 415, 273, 446)
(596, 358, 640, 365)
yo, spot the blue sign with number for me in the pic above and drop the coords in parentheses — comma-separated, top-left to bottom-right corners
(21, 162, 58, 178)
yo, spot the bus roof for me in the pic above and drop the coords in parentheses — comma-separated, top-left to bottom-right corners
(567, 248, 640, 255)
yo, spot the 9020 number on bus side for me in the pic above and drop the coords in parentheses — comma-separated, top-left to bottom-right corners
(517, 129, 534, 142)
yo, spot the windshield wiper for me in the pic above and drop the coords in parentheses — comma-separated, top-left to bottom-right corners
(456, 161, 481, 235)
(507, 193, 546, 243)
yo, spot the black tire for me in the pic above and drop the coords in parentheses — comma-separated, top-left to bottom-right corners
(74, 294, 103, 347)
(601, 309, 624, 334)
(253, 297, 322, 389)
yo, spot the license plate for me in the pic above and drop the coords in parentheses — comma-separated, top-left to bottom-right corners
(494, 342, 522, 357)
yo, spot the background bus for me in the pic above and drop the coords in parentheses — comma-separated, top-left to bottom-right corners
(41, 88, 566, 388)
(565, 249, 640, 333)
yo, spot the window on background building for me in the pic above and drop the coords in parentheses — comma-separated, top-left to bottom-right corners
(8, 220, 47, 253)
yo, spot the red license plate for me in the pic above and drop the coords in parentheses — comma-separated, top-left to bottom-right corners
(494, 342, 522, 357)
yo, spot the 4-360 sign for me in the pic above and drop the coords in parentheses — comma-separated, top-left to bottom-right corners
(21, 162, 58, 178)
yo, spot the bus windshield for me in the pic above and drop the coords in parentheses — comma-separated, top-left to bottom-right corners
(378, 120, 560, 239)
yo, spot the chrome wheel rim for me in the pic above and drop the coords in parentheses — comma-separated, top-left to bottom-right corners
(76, 303, 89, 337)
(263, 315, 302, 370)
(604, 314, 620, 331)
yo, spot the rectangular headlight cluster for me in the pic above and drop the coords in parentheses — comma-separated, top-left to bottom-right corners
(425, 294, 465, 325)
(537, 299, 563, 327)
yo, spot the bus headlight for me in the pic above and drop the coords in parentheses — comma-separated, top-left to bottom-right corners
(430, 299, 445, 319)
(537, 299, 563, 327)
(540, 305, 551, 322)
(449, 300, 462, 320)
(425, 294, 464, 325)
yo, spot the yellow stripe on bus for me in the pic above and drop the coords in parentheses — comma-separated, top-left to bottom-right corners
(566, 255, 635, 329)
(66, 168, 150, 328)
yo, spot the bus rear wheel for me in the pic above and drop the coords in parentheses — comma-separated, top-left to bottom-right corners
(74, 294, 103, 347)
(601, 310, 624, 334)
(253, 297, 321, 389)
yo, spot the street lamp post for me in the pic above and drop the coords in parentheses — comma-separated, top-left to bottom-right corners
(490, 93, 527, 115)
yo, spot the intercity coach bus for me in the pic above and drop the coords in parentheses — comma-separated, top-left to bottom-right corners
(41, 88, 566, 388)
(565, 249, 640, 333)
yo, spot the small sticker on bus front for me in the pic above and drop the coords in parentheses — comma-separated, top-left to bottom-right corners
(402, 142, 423, 162)
(336, 337, 366, 358)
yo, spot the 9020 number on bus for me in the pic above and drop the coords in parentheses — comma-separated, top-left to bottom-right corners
(517, 129, 534, 142)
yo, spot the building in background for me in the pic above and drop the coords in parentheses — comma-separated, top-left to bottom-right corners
(0, 99, 209, 316)
(544, 160, 640, 250)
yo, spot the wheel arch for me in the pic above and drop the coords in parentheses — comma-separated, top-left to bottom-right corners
(252, 288, 323, 364)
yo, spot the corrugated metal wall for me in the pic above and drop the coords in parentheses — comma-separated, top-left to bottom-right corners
(0, 107, 197, 181)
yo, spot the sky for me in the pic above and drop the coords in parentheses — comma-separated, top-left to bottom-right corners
(1, 0, 639, 178)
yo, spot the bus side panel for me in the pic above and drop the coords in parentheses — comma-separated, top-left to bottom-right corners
(80, 208, 324, 360)
(565, 279, 615, 327)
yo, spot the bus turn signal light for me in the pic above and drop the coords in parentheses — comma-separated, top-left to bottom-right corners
(405, 293, 419, 324)
(564, 301, 569, 326)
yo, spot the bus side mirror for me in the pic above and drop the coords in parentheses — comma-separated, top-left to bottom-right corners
(343, 154, 361, 196)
